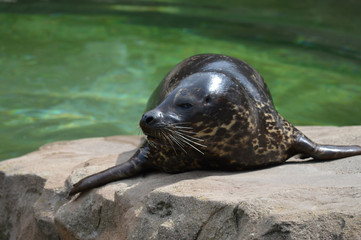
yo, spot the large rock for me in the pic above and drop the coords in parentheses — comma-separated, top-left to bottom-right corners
(0, 127, 360, 240)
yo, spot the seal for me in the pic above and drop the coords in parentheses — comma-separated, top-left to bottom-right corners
(69, 54, 361, 196)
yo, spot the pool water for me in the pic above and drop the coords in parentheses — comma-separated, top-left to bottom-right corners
(0, 0, 360, 160)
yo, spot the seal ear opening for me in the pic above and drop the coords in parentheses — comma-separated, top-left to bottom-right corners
(205, 95, 212, 103)
(293, 134, 361, 160)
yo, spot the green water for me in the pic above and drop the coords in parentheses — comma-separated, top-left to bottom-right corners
(0, 0, 360, 161)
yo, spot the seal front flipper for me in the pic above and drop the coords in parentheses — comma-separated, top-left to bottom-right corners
(69, 146, 151, 196)
(293, 134, 361, 160)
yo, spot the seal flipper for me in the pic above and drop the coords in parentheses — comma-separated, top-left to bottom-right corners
(69, 147, 151, 196)
(293, 134, 361, 160)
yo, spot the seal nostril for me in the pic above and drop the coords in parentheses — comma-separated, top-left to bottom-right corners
(145, 116, 154, 124)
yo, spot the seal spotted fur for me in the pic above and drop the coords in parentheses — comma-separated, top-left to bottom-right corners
(69, 54, 361, 195)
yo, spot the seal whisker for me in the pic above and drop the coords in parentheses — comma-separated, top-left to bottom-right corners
(171, 122, 192, 126)
(167, 127, 207, 155)
(136, 127, 142, 135)
(145, 136, 156, 148)
(169, 131, 206, 155)
(173, 132, 207, 148)
(162, 132, 178, 154)
(157, 130, 162, 139)
(173, 129, 198, 135)
(176, 136, 205, 155)
(173, 130, 205, 142)
(168, 133, 188, 154)
(172, 126, 194, 130)
(165, 128, 187, 147)
(171, 133, 198, 154)
(160, 131, 178, 154)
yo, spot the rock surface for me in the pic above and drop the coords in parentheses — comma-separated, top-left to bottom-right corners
(0, 126, 361, 240)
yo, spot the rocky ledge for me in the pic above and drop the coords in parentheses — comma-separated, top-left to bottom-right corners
(0, 126, 361, 240)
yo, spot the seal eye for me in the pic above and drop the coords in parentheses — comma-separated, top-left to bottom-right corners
(178, 103, 193, 109)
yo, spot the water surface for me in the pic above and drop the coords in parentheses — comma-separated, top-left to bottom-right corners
(0, 0, 360, 160)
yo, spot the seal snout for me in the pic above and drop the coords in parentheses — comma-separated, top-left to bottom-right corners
(140, 110, 168, 144)
(140, 110, 165, 135)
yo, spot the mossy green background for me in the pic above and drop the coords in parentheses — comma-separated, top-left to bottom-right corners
(0, 0, 360, 160)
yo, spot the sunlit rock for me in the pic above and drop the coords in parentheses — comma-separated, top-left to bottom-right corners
(0, 127, 360, 239)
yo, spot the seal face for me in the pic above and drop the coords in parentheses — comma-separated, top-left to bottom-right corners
(69, 54, 361, 196)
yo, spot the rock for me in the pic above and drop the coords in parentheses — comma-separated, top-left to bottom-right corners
(0, 127, 361, 240)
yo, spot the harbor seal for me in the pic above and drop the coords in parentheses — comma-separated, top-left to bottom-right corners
(69, 54, 361, 195)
